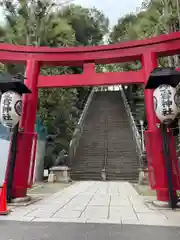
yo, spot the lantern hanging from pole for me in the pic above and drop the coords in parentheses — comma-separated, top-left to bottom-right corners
(153, 84, 180, 124)
(0, 90, 22, 128)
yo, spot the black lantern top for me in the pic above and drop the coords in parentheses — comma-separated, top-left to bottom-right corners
(145, 67, 180, 89)
(0, 73, 31, 94)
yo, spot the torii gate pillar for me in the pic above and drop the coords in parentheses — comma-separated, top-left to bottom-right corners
(10, 60, 40, 198)
(143, 52, 178, 202)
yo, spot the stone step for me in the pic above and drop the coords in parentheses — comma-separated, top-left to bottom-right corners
(71, 91, 139, 181)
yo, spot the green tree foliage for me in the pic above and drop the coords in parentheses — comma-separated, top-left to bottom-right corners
(59, 4, 109, 45)
(0, 0, 78, 44)
(0, 0, 109, 168)
(109, 0, 180, 125)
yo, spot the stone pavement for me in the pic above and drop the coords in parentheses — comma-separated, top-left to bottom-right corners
(1, 181, 180, 226)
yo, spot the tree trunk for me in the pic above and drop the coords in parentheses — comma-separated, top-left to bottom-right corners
(176, 0, 180, 29)
(163, 0, 177, 67)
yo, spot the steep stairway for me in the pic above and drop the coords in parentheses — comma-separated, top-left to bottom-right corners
(71, 91, 139, 181)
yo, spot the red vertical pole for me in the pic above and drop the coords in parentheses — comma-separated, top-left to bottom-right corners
(142, 52, 157, 130)
(142, 51, 169, 202)
(11, 60, 40, 198)
(20, 61, 40, 131)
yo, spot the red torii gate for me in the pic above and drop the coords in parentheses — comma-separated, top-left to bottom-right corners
(2, 32, 180, 202)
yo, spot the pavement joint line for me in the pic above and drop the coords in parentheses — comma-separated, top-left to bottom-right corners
(159, 209, 180, 220)
(78, 188, 99, 219)
(144, 201, 171, 219)
(78, 194, 95, 219)
(151, 209, 169, 220)
(128, 196, 139, 220)
(107, 195, 111, 219)
(49, 182, 95, 218)
(30, 217, 36, 222)
(19, 207, 39, 217)
(50, 193, 81, 218)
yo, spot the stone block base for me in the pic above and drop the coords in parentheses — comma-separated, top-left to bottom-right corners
(138, 168, 149, 185)
(9, 196, 41, 206)
(49, 166, 71, 183)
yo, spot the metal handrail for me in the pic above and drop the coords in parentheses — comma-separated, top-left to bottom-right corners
(120, 86, 144, 167)
(94, 85, 145, 166)
(68, 88, 95, 166)
(103, 149, 108, 171)
(103, 120, 108, 172)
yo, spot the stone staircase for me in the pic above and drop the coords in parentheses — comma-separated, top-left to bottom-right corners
(71, 91, 139, 181)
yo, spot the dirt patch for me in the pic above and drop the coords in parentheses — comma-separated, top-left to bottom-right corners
(133, 183, 156, 196)
(28, 181, 74, 197)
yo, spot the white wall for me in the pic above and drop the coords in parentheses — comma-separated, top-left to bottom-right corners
(34, 140, 46, 182)
(0, 138, 10, 186)
(0, 137, 46, 186)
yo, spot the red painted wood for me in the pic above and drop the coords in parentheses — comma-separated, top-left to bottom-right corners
(38, 70, 144, 88)
(0, 32, 180, 64)
(0, 31, 179, 53)
(11, 61, 40, 198)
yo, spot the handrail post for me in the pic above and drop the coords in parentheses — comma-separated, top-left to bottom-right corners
(140, 120, 145, 153)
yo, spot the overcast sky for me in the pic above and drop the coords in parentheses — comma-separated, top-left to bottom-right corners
(75, 0, 143, 26)
(0, 0, 143, 26)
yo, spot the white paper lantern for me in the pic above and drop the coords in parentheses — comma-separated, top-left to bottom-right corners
(153, 84, 180, 124)
(0, 90, 22, 128)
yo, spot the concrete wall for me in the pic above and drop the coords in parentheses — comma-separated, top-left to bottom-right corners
(0, 138, 46, 186)
(0, 138, 10, 186)
(0, 121, 46, 185)
(34, 140, 46, 182)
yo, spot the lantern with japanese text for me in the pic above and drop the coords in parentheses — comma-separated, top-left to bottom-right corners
(153, 84, 180, 124)
(145, 68, 180, 209)
(0, 90, 22, 128)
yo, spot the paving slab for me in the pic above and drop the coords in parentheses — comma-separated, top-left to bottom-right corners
(111, 196, 131, 207)
(26, 207, 60, 218)
(53, 209, 81, 219)
(89, 196, 110, 206)
(82, 206, 109, 219)
(62, 203, 87, 211)
(1, 181, 180, 226)
(110, 206, 137, 222)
